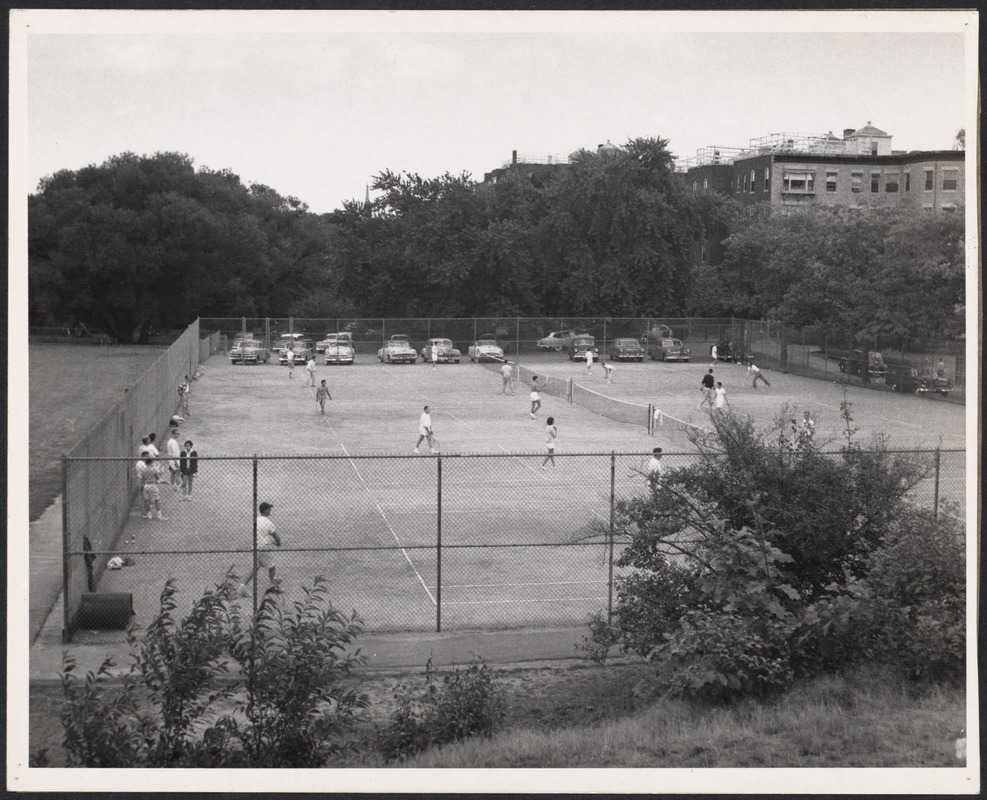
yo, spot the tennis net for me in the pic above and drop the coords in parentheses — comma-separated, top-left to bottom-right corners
(570, 381, 652, 432)
(651, 407, 713, 447)
(479, 357, 571, 402)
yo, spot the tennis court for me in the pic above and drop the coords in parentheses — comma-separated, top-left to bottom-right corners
(68, 350, 965, 637)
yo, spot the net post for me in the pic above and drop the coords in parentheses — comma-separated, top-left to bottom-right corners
(436, 454, 443, 633)
(567, 378, 573, 403)
(648, 403, 654, 436)
(607, 451, 616, 624)
(933, 448, 941, 521)
(61, 454, 72, 643)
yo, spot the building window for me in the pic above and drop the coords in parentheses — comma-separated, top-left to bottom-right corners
(942, 169, 958, 191)
(924, 169, 934, 190)
(749, 170, 756, 193)
(764, 167, 770, 190)
(871, 173, 881, 192)
(700, 241, 707, 264)
(782, 170, 815, 193)
(904, 172, 910, 192)
(885, 172, 900, 193)
(851, 172, 863, 193)
(736, 175, 742, 193)
(941, 203, 956, 213)
(693, 180, 698, 192)
(703, 178, 708, 190)
(871, 142, 878, 155)
(826, 171, 837, 192)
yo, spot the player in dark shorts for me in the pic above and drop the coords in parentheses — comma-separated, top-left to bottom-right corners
(697, 368, 715, 410)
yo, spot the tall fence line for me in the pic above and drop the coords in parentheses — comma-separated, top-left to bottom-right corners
(201, 316, 964, 399)
(60, 448, 965, 642)
(60, 322, 227, 638)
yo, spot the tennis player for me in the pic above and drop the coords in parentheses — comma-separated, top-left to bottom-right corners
(542, 417, 558, 469)
(601, 361, 615, 385)
(714, 382, 730, 412)
(529, 375, 545, 418)
(697, 369, 715, 410)
(315, 379, 331, 416)
(647, 447, 664, 480)
(500, 358, 515, 395)
(414, 405, 437, 454)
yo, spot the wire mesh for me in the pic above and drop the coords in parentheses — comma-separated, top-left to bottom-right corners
(569, 381, 651, 432)
(61, 448, 965, 641)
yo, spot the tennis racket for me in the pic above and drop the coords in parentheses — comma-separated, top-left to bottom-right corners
(429, 436, 440, 452)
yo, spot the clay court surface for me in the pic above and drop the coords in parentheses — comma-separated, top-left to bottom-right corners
(61, 349, 966, 636)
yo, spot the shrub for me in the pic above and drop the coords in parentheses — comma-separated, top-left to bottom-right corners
(376, 656, 504, 762)
(58, 574, 368, 767)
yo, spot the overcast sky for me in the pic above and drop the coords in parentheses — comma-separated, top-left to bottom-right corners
(13, 10, 975, 214)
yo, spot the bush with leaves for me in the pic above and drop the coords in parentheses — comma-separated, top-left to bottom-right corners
(58, 574, 368, 767)
(586, 400, 962, 700)
(375, 656, 504, 762)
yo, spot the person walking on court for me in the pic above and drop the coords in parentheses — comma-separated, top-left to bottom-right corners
(697, 369, 715, 410)
(178, 375, 190, 415)
(135, 455, 151, 517)
(179, 439, 198, 500)
(647, 447, 664, 480)
(239, 501, 281, 597)
(542, 417, 558, 469)
(305, 355, 317, 386)
(315, 379, 331, 415)
(500, 359, 515, 395)
(796, 411, 815, 449)
(165, 428, 182, 491)
(141, 456, 167, 520)
(602, 361, 615, 385)
(710, 343, 719, 368)
(286, 346, 296, 378)
(147, 433, 160, 458)
(414, 405, 436, 454)
(529, 375, 546, 418)
(584, 347, 594, 376)
(748, 360, 770, 389)
(430, 343, 439, 370)
(714, 381, 730, 412)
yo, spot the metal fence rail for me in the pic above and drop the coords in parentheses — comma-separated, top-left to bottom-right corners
(61, 449, 965, 642)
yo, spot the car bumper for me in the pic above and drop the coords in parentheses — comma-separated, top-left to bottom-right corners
(434, 355, 461, 363)
(664, 353, 690, 361)
(612, 352, 644, 360)
(387, 354, 416, 363)
(325, 354, 354, 364)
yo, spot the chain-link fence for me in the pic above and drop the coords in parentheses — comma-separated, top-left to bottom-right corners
(61, 448, 964, 641)
(201, 317, 965, 402)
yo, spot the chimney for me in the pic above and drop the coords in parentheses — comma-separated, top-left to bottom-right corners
(512, 150, 517, 165)
(843, 128, 855, 139)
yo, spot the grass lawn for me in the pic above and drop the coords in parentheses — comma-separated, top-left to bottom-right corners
(28, 344, 166, 521)
(30, 660, 966, 770)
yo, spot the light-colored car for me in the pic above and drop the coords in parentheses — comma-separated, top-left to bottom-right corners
(324, 339, 355, 365)
(378, 335, 417, 364)
(421, 338, 462, 364)
(468, 338, 504, 362)
(274, 333, 306, 356)
(230, 338, 270, 364)
(649, 338, 691, 362)
(316, 332, 353, 353)
(537, 330, 578, 351)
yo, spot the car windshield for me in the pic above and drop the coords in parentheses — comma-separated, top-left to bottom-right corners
(391, 335, 409, 341)
(391, 341, 411, 348)
(572, 337, 593, 345)
(476, 340, 497, 347)
(433, 340, 452, 347)
(614, 339, 637, 346)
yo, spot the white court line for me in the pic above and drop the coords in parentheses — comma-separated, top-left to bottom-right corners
(340, 443, 435, 605)
(443, 596, 607, 606)
(497, 445, 546, 478)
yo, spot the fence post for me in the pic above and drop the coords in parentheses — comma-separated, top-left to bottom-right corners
(252, 456, 259, 615)
(607, 451, 616, 624)
(61, 454, 71, 643)
(515, 317, 520, 358)
(933, 448, 941, 521)
(436, 454, 442, 633)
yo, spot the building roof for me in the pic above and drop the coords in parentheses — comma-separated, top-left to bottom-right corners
(850, 123, 889, 137)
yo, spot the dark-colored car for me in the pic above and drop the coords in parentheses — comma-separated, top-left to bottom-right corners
(714, 340, 751, 363)
(885, 364, 953, 395)
(606, 338, 645, 361)
(639, 324, 674, 344)
(229, 338, 270, 364)
(838, 349, 887, 378)
(568, 335, 599, 362)
(649, 338, 691, 362)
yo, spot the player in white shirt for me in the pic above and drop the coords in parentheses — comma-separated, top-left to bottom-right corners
(239, 502, 282, 596)
(710, 344, 718, 368)
(646, 447, 664, 480)
(541, 417, 558, 469)
(414, 405, 436, 453)
(500, 359, 515, 395)
(165, 428, 182, 490)
(714, 382, 730, 411)
(748, 361, 770, 389)
(601, 361, 615, 385)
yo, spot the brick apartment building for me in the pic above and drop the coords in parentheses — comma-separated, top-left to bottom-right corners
(680, 124, 965, 264)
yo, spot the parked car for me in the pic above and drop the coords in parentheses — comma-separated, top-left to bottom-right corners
(324, 338, 355, 365)
(568, 335, 599, 362)
(316, 331, 353, 353)
(229, 338, 270, 364)
(605, 338, 645, 361)
(421, 338, 462, 364)
(278, 340, 313, 365)
(274, 333, 307, 355)
(377, 335, 417, 364)
(713, 339, 750, 363)
(649, 338, 691, 362)
(885, 364, 953, 395)
(537, 330, 578, 351)
(838, 349, 888, 378)
(468, 338, 505, 362)
(639, 324, 675, 344)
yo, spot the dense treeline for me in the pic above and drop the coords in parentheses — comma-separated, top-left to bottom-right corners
(28, 143, 963, 345)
